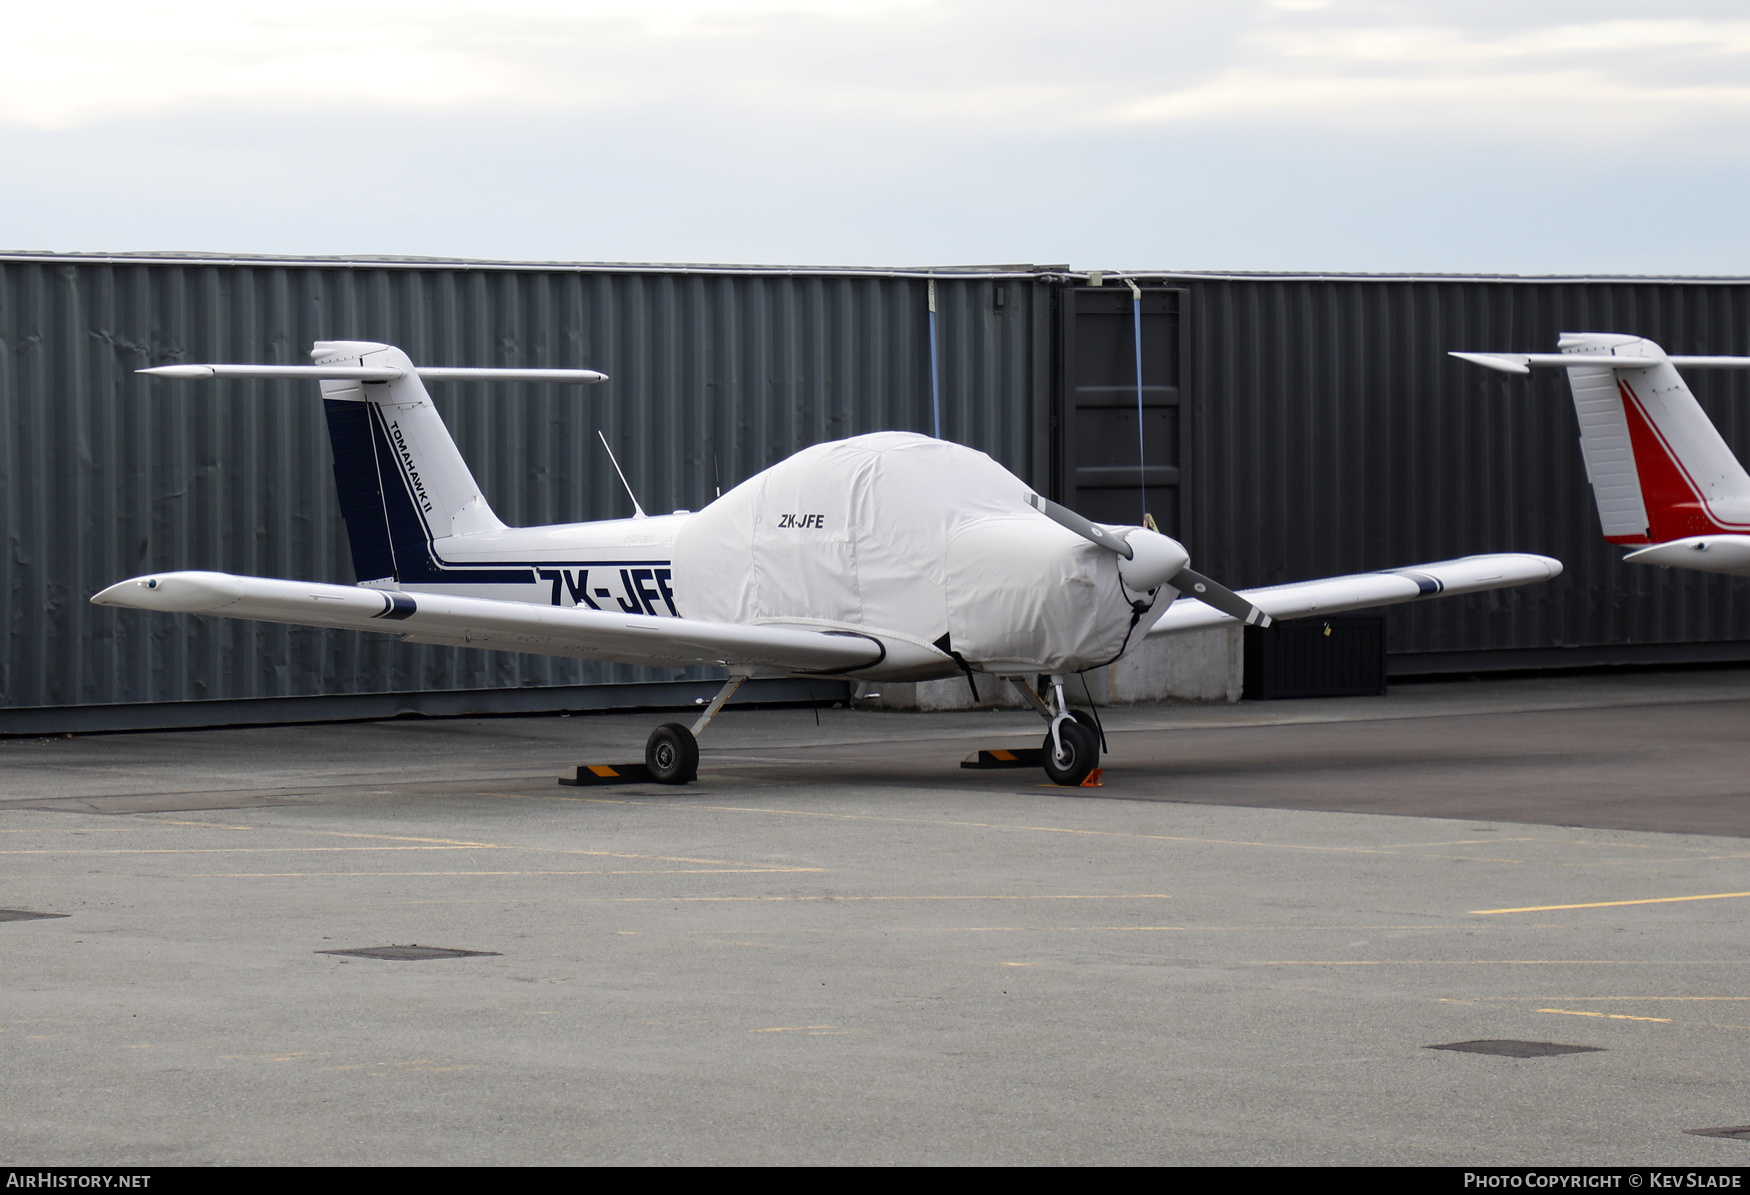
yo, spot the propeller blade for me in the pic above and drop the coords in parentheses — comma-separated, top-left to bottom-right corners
(1171, 567, 1273, 628)
(1025, 494, 1133, 559)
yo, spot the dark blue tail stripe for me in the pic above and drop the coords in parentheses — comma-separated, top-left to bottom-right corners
(322, 399, 397, 583)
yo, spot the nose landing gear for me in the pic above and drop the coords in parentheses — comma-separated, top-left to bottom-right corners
(1043, 717, 1100, 786)
(1008, 675, 1103, 787)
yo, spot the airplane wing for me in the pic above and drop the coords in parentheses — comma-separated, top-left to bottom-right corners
(1148, 553, 1561, 636)
(90, 571, 884, 675)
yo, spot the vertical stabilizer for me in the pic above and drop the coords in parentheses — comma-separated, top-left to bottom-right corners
(314, 341, 505, 583)
(1558, 333, 1750, 543)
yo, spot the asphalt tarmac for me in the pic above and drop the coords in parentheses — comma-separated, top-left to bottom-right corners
(4, 668, 1750, 1165)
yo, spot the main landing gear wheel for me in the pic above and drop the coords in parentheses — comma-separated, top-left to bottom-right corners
(1042, 719, 1099, 787)
(645, 723, 699, 785)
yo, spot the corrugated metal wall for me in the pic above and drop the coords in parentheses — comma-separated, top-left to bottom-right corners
(0, 257, 1043, 714)
(1175, 276, 1750, 665)
(8, 256, 1750, 724)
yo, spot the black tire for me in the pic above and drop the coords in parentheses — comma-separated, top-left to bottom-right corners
(645, 723, 699, 785)
(1067, 708, 1103, 753)
(1041, 719, 1099, 787)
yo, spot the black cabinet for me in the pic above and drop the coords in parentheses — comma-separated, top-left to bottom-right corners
(1244, 616, 1387, 699)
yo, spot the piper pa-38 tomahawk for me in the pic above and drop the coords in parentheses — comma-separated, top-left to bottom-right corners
(94, 340, 1561, 787)
(1453, 334, 1750, 577)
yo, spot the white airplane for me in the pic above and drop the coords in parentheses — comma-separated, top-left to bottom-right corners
(93, 340, 1561, 787)
(1453, 334, 1750, 576)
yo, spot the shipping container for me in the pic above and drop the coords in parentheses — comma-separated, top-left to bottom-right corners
(4, 254, 1747, 730)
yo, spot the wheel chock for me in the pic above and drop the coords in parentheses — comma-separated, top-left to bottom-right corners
(559, 763, 654, 786)
(1079, 768, 1104, 788)
(961, 748, 1046, 769)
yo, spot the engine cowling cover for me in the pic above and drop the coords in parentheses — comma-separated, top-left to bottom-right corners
(672, 432, 1162, 673)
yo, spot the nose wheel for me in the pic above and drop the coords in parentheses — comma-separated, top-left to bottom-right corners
(1041, 717, 1100, 786)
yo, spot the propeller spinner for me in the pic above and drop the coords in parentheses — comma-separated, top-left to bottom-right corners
(1025, 494, 1272, 628)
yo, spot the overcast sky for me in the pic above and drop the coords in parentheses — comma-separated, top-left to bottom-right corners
(4, 0, 1748, 272)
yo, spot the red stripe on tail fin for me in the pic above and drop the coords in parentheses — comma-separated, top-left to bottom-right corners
(1618, 379, 1736, 541)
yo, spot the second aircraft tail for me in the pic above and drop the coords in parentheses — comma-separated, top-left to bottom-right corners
(1556, 333, 1750, 544)
(1454, 333, 1750, 545)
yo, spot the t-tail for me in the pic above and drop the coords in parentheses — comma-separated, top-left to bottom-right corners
(317, 341, 503, 584)
(139, 343, 607, 585)
(1452, 333, 1750, 576)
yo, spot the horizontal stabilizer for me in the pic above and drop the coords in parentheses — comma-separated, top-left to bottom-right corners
(1452, 352, 1750, 375)
(1148, 553, 1561, 636)
(139, 364, 607, 383)
(415, 368, 609, 383)
(1623, 535, 1750, 577)
(90, 571, 882, 674)
(1452, 352, 1654, 374)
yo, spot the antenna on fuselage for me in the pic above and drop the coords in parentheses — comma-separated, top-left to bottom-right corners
(597, 430, 648, 520)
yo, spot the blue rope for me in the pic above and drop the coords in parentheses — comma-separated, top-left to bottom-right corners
(1132, 283, 1147, 524)
(929, 278, 942, 439)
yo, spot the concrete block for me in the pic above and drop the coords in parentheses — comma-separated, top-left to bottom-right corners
(855, 626, 1242, 710)
(1089, 625, 1243, 705)
(855, 675, 1029, 712)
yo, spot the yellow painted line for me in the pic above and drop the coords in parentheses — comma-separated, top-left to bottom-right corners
(884, 923, 1506, 933)
(143, 826, 503, 848)
(181, 890, 1168, 901)
(1389, 838, 1539, 847)
(0, 827, 139, 833)
(267, 829, 502, 847)
(749, 1025, 838, 1033)
(1250, 960, 1744, 966)
(148, 821, 256, 830)
(1538, 1008, 1673, 1023)
(554, 849, 744, 865)
(1472, 891, 1750, 915)
(410, 893, 1169, 904)
(221, 1052, 327, 1062)
(695, 939, 778, 948)
(138, 822, 503, 848)
(1536, 996, 1750, 1002)
(178, 867, 827, 878)
(0, 846, 477, 855)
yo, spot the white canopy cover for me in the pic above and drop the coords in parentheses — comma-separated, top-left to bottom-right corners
(672, 432, 1154, 674)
